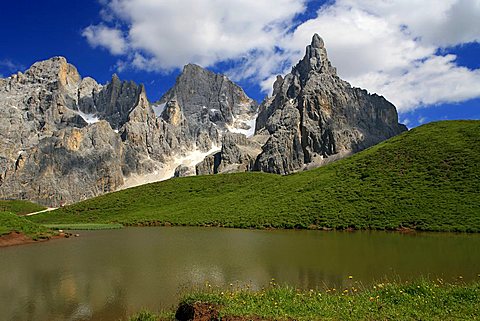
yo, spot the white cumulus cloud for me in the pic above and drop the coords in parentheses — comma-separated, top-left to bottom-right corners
(98, 0, 306, 69)
(82, 24, 127, 55)
(83, 0, 480, 112)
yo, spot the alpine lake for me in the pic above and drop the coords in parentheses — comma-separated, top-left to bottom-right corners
(1, 227, 479, 321)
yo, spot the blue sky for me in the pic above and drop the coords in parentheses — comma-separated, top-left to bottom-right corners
(1, 0, 479, 128)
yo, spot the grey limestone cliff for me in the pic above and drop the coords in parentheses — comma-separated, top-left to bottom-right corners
(0, 58, 126, 204)
(253, 34, 407, 174)
(0, 57, 258, 205)
(158, 64, 258, 151)
(0, 34, 406, 205)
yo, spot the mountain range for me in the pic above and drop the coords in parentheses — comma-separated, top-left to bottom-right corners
(0, 34, 406, 206)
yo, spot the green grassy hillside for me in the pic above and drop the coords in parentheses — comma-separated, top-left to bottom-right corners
(0, 212, 53, 239)
(0, 200, 46, 215)
(30, 120, 480, 232)
(173, 280, 480, 321)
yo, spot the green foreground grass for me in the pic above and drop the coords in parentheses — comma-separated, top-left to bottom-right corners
(0, 212, 53, 240)
(129, 280, 480, 321)
(42, 223, 123, 230)
(0, 200, 46, 215)
(30, 120, 480, 232)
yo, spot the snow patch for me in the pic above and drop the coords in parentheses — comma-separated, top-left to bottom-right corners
(121, 144, 221, 189)
(171, 145, 221, 170)
(152, 103, 166, 117)
(74, 109, 100, 124)
(226, 113, 258, 138)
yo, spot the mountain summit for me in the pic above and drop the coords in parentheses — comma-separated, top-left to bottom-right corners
(0, 35, 406, 205)
(296, 33, 337, 79)
(252, 34, 407, 174)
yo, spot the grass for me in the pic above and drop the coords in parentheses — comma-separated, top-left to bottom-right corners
(30, 120, 480, 232)
(128, 310, 173, 321)
(42, 223, 123, 230)
(0, 211, 53, 240)
(127, 280, 480, 321)
(173, 280, 480, 321)
(0, 200, 46, 215)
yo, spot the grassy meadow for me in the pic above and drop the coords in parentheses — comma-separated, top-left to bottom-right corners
(42, 223, 124, 230)
(0, 211, 53, 240)
(29, 120, 480, 232)
(128, 280, 480, 321)
(0, 200, 46, 215)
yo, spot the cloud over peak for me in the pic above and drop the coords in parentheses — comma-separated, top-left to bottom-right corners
(82, 24, 127, 55)
(82, 0, 480, 112)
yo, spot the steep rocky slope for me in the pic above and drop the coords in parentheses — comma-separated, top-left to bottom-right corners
(201, 34, 407, 175)
(31, 121, 480, 232)
(0, 58, 256, 205)
(0, 35, 406, 205)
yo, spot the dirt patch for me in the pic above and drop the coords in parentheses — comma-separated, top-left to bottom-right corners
(175, 302, 219, 321)
(396, 226, 417, 234)
(175, 302, 286, 321)
(0, 232, 37, 247)
(222, 316, 280, 321)
(0, 232, 65, 248)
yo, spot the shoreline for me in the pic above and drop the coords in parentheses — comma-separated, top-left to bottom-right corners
(128, 280, 480, 321)
(0, 231, 69, 248)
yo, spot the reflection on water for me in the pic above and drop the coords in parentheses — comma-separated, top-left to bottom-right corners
(1, 227, 480, 321)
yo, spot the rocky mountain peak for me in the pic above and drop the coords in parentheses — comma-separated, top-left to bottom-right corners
(25, 56, 81, 86)
(311, 33, 324, 48)
(111, 73, 121, 85)
(0, 35, 407, 205)
(183, 63, 204, 74)
(159, 63, 256, 123)
(253, 34, 407, 174)
(294, 33, 337, 81)
(92, 74, 144, 129)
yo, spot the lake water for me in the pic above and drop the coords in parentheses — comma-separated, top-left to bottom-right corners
(1, 227, 479, 321)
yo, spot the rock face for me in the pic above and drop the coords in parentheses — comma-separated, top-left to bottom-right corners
(253, 34, 407, 174)
(0, 58, 125, 205)
(157, 64, 258, 151)
(0, 35, 406, 205)
(0, 57, 257, 205)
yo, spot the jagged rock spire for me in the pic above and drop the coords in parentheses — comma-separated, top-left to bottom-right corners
(254, 33, 407, 174)
(295, 33, 336, 80)
(311, 33, 325, 48)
